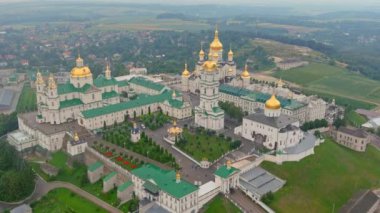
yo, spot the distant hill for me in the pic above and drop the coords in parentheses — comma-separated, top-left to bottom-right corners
(156, 13, 190, 21)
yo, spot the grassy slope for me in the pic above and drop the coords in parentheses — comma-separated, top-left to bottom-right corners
(261, 139, 380, 213)
(32, 188, 107, 213)
(203, 194, 242, 213)
(273, 63, 380, 109)
(345, 110, 368, 127)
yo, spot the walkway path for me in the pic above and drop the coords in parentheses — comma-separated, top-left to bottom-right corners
(229, 189, 266, 213)
(0, 176, 121, 213)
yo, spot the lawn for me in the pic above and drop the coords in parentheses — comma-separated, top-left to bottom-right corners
(31, 152, 118, 206)
(82, 180, 119, 207)
(176, 128, 240, 162)
(202, 194, 241, 213)
(261, 138, 380, 213)
(31, 188, 107, 213)
(272, 63, 380, 109)
(16, 83, 37, 113)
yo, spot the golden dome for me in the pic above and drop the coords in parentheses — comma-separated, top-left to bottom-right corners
(176, 171, 181, 182)
(210, 28, 223, 51)
(241, 64, 250, 78)
(71, 66, 92, 78)
(203, 60, 217, 72)
(182, 63, 190, 77)
(48, 73, 57, 89)
(36, 70, 45, 85)
(277, 78, 284, 87)
(228, 49, 233, 56)
(73, 132, 79, 142)
(168, 119, 183, 135)
(71, 55, 92, 78)
(199, 49, 205, 56)
(265, 94, 281, 110)
(228, 67, 233, 74)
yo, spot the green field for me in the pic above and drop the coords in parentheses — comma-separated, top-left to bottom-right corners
(202, 194, 241, 213)
(273, 63, 380, 109)
(261, 139, 380, 213)
(345, 110, 368, 127)
(16, 83, 37, 113)
(31, 151, 121, 207)
(32, 188, 107, 213)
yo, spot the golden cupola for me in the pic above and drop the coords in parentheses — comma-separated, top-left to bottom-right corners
(71, 54, 92, 78)
(48, 73, 57, 89)
(199, 48, 205, 57)
(241, 64, 250, 78)
(182, 63, 190, 77)
(73, 132, 79, 142)
(265, 94, 281, 110)
(36, 70, 45, 85)
(228, 49, 233, 57)
(203, 60, 217, 72)
(210, 27, 223, 51)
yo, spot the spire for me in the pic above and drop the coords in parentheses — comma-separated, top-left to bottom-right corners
(210, 24, 223, 51)
(182, 63, 190, 77)
(173, 119, 177, 127)
(172, 90, 177, 99)
(226, 160, 232, 170)
(36, 69, 45, 85)
(241, 64, 250, 78)
(73, 132, 79, 142)
(176, 171, 181, 183)
(76, 50, 84, 67)
(48, 73, 57, 89)
(105, 62, 111, 80)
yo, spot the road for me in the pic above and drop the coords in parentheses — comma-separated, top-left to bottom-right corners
(0, 176, 121, 213)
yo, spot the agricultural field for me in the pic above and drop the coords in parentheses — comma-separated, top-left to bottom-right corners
(31, 188, 107, 213)
(252, 38, 325, 60)
(272, 63, 380, 109)
(261, 139, 380, 213)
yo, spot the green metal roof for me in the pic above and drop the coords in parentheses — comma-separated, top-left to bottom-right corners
(117, 80, 129, 87)
(103, 171, 117, 182)
(59, 98, 83, 109)
(57, 82, 92, 95)
(94, 75, 118, 88)
(219, 84, 251, 97)
(168, 99, 184, 109)
(214, 165, 240, 178)
(131, 164, 198, 199)
(81, 90, 178, 119)
(88, 161, 103, 172)
(143, 180, 160, 194)
(117, 181, 133, 192)
(129, 77, 165, 91)
(220, 84, 305, 110)
(102, 91, 119, 99)
(212, 106, 223, 113)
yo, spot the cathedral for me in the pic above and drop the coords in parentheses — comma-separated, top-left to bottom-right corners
(181, 27, 240, 94)
(35, 56, 129, 125)
(240, 94, 304, 151)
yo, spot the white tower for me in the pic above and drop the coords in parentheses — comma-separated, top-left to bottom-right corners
(105, 63, 112, 80)
(181, 63, 190, 92)
(241, 64, 251, 88)
(194, 60, 224, 131)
